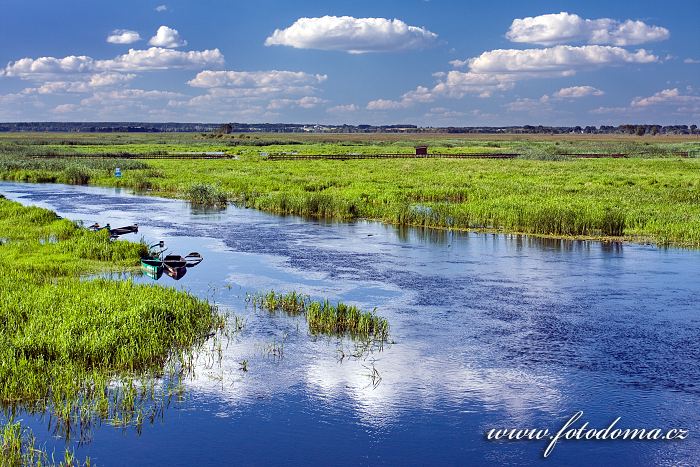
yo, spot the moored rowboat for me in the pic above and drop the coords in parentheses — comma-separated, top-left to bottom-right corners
(165, 266, 187, 280)
(109, 224, 139, 237)
(163, 255, 187, 273)
(185, 252, 203, 267)
(140, 257, 163, 280)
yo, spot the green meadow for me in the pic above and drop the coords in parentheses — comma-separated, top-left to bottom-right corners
(1, 132, 699, 247)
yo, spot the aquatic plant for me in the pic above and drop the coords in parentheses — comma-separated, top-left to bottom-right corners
(0, 418, 87, 466)
(251, 291, 389, 342)
(306, 301, 389, 340)
(62, 164, 91, 185)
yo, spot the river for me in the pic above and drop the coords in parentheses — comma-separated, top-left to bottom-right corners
(2, 181, 699, 466)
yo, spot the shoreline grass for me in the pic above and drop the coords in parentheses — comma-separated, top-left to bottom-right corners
(184, 182, 228, 206)
(0, 197, 225, 461)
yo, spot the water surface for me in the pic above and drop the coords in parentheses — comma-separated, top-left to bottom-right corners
(2, 182, 699, 466)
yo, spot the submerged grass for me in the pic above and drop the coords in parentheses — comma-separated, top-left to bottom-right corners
(0, 197, 225, 462)
(251, 291, 389, 342)
(1, 418, 87, 466)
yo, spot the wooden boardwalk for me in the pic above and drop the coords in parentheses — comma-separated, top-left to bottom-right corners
(27, 153, 237, 160)
(265, 153, 520, 161)
(24, 151, 690, 161)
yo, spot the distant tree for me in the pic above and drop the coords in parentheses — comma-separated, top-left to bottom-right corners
(216, 123, 232, 134)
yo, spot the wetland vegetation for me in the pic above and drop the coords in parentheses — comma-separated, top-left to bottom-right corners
(0, 196, 225, 465)
(251, 291, 389, 342)
(1, 132, 699, 247)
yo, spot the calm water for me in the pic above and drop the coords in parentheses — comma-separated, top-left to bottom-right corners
(2, 182, 699, 466)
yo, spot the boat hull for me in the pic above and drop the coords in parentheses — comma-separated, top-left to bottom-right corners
(140, 258, 163, 280)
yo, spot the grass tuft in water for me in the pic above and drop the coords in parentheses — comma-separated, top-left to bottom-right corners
(251, 291, 389, 342)
(0, 418, 88, 466)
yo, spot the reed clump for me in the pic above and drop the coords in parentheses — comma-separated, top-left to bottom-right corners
(251, 291, 389, 342)
(306, 301, 389, 340)
(62, 164, 91, 185)
(184, 183, 228, 207)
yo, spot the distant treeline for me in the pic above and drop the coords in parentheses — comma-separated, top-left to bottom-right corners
(0, 122, 698, 135)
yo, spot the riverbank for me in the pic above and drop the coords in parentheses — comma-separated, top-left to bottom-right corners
(0, 196, 224, 464)
(1, 133, 699, 248)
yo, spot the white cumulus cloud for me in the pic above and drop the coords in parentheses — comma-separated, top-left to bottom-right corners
(265, 16, 437, 54)
(179, 68, 329, 116)
(327, 104, 359, 113)
(365, 43, 657, 110)
(366, 99, 409, 110)
(3, 55, 95, 78)
(469, 45, 658, 74)
(155, 4, 167, 12)
(268, 96, 327, 110)
(21, 72, 136, 94)
(631, 88, 700, 107)
(106, 29, 141, 45)
(505, 97, 552, 113)
(425, 107, 465, 119)
(507, 12, 669, 46)
(3, 48, 224, 79)
(188, 70, 327, 88)
(80, 88, 182, 106)
(553, 86, 604, 98)
(96, 47, 223, 72)
(148, 26, 187, 48)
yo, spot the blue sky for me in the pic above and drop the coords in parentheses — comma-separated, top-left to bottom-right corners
(1, 0, 698, 125)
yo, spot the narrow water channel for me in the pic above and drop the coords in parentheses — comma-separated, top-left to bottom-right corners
(2, 182, 699, 466)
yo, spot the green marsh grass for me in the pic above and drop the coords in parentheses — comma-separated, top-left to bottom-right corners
(251, 291, 389, 342)
(0, 198, 225, 461)
(1, 133, 699, 246)
(184, 183, 228, 207)
(0, 418, 87, 466)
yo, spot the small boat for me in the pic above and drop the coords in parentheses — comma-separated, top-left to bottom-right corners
(88, 223, 110, 232)
(109, 224, 139, 237)
(140, 258, 163, 280)
(163, 254, 187, 279)
(165, 266, 187, 280)
(184, 252, 203, 267)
